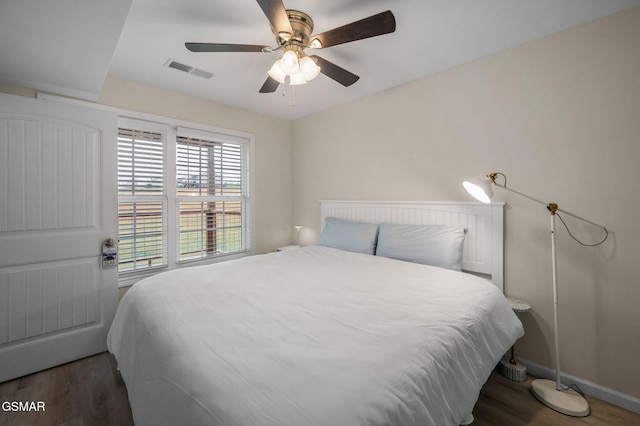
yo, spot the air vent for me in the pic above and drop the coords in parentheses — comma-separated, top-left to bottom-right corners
(165, 59, 214, 79)
(190, 68, 215, 79)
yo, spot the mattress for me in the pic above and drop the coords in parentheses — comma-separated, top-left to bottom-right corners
(108, 245, 523, 426)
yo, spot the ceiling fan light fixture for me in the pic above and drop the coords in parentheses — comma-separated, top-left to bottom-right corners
(299, 56, 321, 81)
(289, 71, 307, 86)
(267, 60, 286, 84)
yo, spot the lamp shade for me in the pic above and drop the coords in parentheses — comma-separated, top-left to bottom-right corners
(309, 38, 322, 49)
(289, 71, 307, 85)
(463, 177, 493, 203)
(280, 50, 299, 74)
(267, 60, 286, 84)
(299, 56, 321, 81)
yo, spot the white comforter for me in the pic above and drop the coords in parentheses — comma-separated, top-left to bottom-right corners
(108, 246, 523, 426)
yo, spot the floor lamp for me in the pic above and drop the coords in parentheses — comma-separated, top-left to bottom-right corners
(463, 172, 608, 417)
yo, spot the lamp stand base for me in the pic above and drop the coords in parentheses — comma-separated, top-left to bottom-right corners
(531, 379, 590, 417)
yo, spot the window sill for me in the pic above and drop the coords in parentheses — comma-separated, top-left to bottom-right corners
(117, 250, 253, 288)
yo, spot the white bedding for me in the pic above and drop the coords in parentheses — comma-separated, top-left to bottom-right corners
(108, 246, 523, 426)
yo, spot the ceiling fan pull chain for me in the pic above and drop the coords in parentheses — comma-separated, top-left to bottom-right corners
(291, 85, 296, 107)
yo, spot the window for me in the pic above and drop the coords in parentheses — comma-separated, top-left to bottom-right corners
(176, 129, 247, 261)
(117, 118, 252, 281)
(117, 128, 167, 272)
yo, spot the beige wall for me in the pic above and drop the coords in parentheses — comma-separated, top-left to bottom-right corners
(98, 75, 293, 254)
(292, 8, 640, 399)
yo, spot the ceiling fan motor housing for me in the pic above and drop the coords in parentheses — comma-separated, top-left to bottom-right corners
(279, 10, 314, 49)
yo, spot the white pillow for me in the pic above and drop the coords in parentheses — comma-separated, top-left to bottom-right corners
(318, 217, 379, 255)
(375, 223, 466, 271)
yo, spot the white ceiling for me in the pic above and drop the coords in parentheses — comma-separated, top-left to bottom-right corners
(2, 1, 639, 121)
(0, 0, 132, 101)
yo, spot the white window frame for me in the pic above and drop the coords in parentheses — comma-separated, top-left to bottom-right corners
(117, 115, 254, 288)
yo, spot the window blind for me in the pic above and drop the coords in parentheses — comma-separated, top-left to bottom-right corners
(176, 133, 246, 261)
(118, 201, 167, 272)
(116, 117, 252, 281)
(176, 136, 242, 196)
(117, 128, 167, 272)
(118, 128, 164, 195)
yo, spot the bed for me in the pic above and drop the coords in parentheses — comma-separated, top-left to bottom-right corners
(108, 201, 523, 426)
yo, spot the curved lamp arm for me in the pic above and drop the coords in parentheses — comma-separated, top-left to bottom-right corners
(463, 172, 608, 237)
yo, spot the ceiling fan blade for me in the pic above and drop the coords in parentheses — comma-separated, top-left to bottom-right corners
(256, 0, 293, 37)
(186, 43, 268, 53)
(310, 10, 396, 49)
(310, 55, 359, 87)
(259, 76, 280, 93)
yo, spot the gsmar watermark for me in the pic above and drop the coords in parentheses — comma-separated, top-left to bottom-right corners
(2, 401, 46, 412)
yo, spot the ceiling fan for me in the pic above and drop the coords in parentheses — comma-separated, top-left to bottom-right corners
(185, 0, 396, 93)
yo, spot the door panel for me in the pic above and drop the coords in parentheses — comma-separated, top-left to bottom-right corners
(0, 93, 117, 382)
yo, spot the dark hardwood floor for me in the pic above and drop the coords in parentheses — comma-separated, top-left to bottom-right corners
(1, 352, 638, 425)
(0, 352, 133, 426)
(473, 370, 640, 425)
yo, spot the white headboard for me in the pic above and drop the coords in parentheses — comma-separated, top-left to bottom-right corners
(320, 200, 505, 292)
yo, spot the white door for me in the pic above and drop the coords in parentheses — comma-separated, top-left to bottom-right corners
(0, 93, 118, 382)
